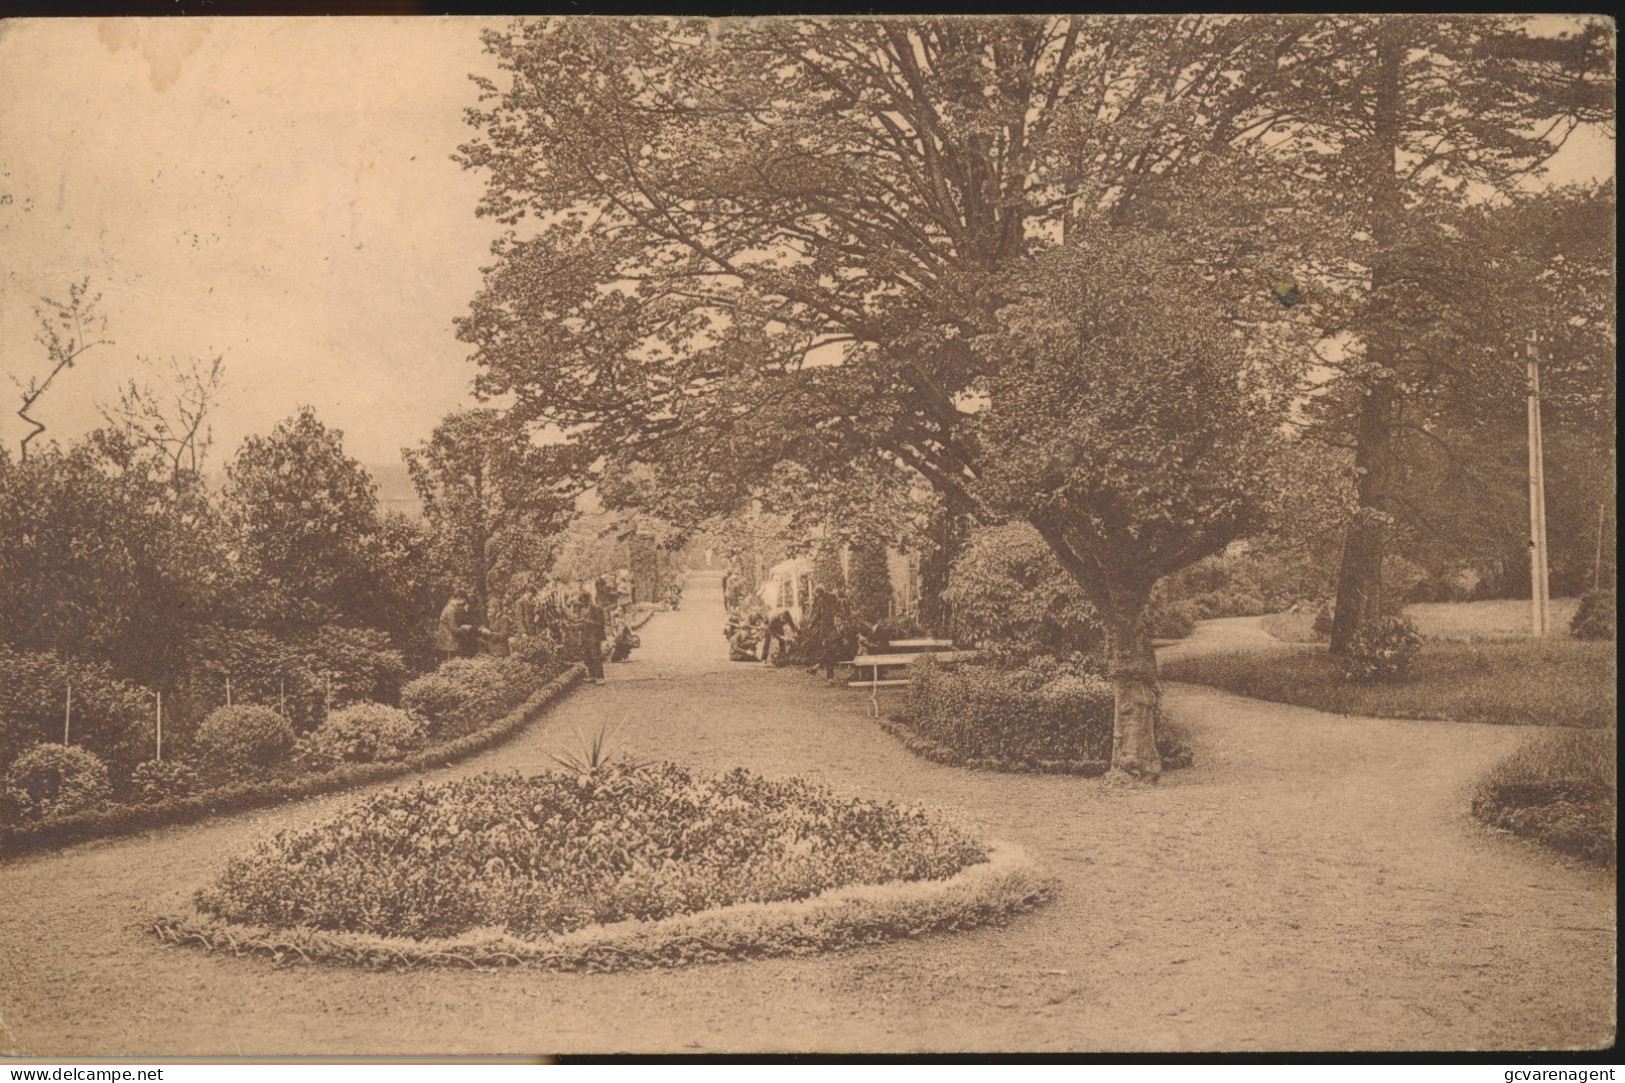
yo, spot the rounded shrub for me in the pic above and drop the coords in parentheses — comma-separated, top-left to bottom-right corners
(295, 703, 426, 769)
(194, 706, 295, 771)
(1571, 588, 1616, 641)
(194, 764, 989, 941)
(2, 743, 113, 821)
(1336, 616, 1423, 683)
(130, 759, 201, 803)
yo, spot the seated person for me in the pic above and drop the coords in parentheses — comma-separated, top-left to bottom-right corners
(609, 616, 637, 662)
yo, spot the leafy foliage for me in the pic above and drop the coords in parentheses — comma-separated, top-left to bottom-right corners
(193, 706, 296, 772)
(194, 764, 988, 940)
(404, 408, 573, 614)
(0, 432, 229, 686)
(899, 657, 1188, 770)
(400, 656, 543, 740)
(0, 646, 155, 772)
(2, 743, 112, 822)
(295, 703, 427, 770)
(943, 524, 1099, 656)
(168, 624, 408, 741)
(1144, 598, 1198, 640)
(1336, 617, 1424, 683)
(129, 759, 200, 804)
(845, 542, 893, 628)
(221, 407, 385, 628)
(1, 666, 584, 859)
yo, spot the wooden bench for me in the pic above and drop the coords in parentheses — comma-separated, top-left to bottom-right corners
(847, 649, 980, 715)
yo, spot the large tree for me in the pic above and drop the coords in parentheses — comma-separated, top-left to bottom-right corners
(1252, 16, 1613, 649)
(456, 16, 1331, 778)
(0, 428, 228, 686)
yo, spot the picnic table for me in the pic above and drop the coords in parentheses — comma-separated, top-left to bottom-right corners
(847, 647, 980, 716)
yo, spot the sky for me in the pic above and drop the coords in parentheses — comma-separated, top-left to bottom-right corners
(0, 16, 1615, 470)
(0, 17, 507, 466)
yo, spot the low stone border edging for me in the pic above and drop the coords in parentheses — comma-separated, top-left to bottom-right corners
(149, 840, 1050, 972)
(0, 665, 586, 861)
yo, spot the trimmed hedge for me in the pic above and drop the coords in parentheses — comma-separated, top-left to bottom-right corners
(294, 703, 426, 770)
(892, 657, 1190, 773)
(0, 665, 582, 860)
(152, 840, 1049, 973)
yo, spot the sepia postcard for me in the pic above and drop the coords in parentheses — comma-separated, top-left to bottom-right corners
(0, 14, 1615, 1059)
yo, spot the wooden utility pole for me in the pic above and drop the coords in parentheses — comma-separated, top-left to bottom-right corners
(155, 691, 163, 762)
(1526, 331, 1551, 637)
(63, 683, 72, 745)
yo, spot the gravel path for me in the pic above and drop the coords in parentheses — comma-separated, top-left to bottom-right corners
(0, 574, 1613, 1054)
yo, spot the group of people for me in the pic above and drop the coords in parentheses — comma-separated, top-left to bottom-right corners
(436, 570, 662, 687)
(721, 584, 867, 682)
(723, 607, 799, 666)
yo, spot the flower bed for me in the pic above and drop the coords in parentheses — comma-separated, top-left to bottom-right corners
(152, 763, 1047, 970)
(0, 665, 582, 860)
(151, 841, 1047, 972)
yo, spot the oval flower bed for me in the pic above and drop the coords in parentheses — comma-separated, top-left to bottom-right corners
(153, 764, 1048, 970)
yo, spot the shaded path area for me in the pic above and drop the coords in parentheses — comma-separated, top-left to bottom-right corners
(0, 573, 1613, 1054)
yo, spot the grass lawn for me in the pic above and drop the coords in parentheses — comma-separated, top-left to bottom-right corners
(1261, 598, 1583, 645)
(1161, 639, 1617, 729)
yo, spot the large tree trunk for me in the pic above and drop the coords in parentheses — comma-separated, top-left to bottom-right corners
(1329, 29, 1405, 657)
(1102, 600, 1162, 782)
(1329, 378, 1397, 654)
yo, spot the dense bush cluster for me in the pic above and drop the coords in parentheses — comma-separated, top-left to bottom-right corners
(1, 665, 583, 856)
(1472, 729, 1615, 866)
(170, 624, 409, 739)
(944, 524, 1102, 655)
(1, 743, 113, 822)
(0, 647, 154, 772)
(401, 657, 544, 739)
(1570, 588, 1616, 641)
(295, 704, 427, 770)
(194, 763, 989, 940)
(898, 657, 1188, 771)
(1336, 617, 1423, 683)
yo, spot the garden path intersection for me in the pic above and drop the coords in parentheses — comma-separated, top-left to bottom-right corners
(0, 572, 1613, 1054)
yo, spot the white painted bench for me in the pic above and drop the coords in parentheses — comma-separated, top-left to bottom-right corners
(848, 649, 980, 715)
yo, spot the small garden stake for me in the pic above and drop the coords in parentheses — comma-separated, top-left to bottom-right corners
(156, 691, 163, 762)
(226, 676, 232, 708)
(64, 683, 72, 745)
